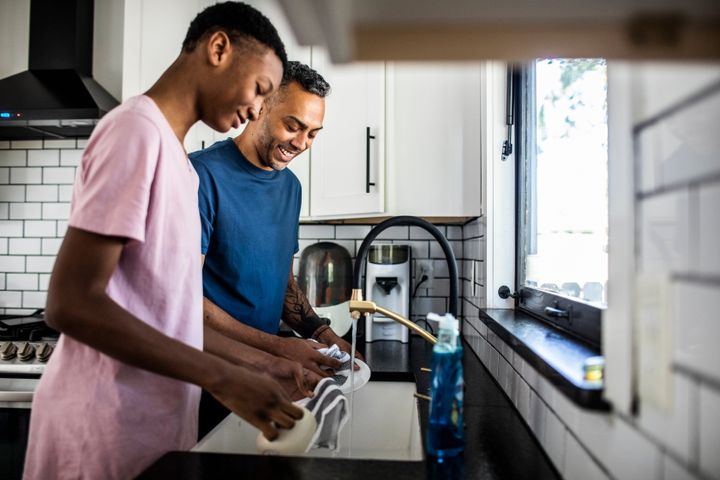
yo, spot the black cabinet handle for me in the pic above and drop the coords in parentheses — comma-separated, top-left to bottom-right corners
(366, 126, 376, 193)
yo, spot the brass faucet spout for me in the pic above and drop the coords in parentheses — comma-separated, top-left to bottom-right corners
(349, 289, 437, 344)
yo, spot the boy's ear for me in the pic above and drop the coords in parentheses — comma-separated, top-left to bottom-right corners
(204, 31, 232, 66)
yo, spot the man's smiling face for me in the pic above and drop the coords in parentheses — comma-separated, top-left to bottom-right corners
(253, 81, 325, 171)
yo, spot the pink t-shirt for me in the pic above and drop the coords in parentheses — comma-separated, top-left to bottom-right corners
(24, 96, 203, 480)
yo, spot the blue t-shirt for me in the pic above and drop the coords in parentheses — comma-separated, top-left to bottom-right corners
(190, 139, 301, 334)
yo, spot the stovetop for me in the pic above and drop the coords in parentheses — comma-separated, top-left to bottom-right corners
(0, 310, 57, 376)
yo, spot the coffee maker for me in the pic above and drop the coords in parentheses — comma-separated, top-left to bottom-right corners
(365, 244, 411, 343)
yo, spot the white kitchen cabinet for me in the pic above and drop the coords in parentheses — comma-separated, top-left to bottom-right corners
(308, 49, 386, 218)
(384, 63, 482, 217)
(116, 0, 479, 221)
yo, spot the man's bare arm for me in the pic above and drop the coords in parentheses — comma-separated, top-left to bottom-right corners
(47, 227, 301, 440)
(203, 324, 315, 399)
(282, 261, 364, 361)
(203, 296, 341, 376)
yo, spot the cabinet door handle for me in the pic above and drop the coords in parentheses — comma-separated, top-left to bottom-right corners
(366, 126, 376, 193)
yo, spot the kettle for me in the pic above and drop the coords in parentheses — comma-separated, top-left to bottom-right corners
(297, 242, 354, 337)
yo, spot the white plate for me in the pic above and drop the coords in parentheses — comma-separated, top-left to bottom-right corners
(338, 358, 371, 395)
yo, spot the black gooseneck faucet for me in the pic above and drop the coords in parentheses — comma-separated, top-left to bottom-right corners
(350, 216, 460, 343)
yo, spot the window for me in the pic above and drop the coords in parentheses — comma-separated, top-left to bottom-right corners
(515, 59, 608, 347)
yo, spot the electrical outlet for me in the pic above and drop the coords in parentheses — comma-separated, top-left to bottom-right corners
(416, 259, 434, 287)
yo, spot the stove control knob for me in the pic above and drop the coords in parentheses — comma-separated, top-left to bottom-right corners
(36, 343, 53, 362)
(18, 342, 36, 362)
(1, 342, 18, 361)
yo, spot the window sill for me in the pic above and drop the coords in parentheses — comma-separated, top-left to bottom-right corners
(475, 308, 611, 411)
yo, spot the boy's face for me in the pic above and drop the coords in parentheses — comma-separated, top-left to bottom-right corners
(200, 40, 283, 133)
(253, 82, 325, 171)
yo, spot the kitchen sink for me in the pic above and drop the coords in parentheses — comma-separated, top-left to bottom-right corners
(193, 380, 423, 461)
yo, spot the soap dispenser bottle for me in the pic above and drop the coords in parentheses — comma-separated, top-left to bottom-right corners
(426, 312, 465, 459)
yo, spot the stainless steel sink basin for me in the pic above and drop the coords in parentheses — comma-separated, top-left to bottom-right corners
(193, 380, 423, 461)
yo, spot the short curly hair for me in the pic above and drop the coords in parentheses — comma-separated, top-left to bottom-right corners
(182, 2, 287, 69)
(281, 61, 330, 97)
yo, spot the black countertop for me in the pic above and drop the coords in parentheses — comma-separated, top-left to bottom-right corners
(138, 338, 560, 479)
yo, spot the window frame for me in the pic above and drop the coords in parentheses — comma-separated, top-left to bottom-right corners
(513, 61, 605, 349)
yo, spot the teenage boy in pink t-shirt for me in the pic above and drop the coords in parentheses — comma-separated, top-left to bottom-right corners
(23, 3, 303, 479)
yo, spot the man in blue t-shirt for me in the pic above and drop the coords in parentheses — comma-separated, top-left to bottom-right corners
(190, 63, 361, 419)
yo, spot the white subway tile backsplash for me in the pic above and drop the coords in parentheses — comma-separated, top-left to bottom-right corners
(580, 412, 662, 480)
(25, 256, 55, 273)
(10, 167, 42, 184)
(375, 226, 409, 240)
(446, 225, 463, 240)
(544, 410, 567, 475)
(699, 384, 720, 480)
(430, 240, 462, 260)
(57, 220, 68, 236)
(409, 226, 441, 240)
(28, 150, 59, 167)
(0, 238, 6, 254)
(657, 91, 720, 189)
(564, 433, 609, 480)
(0, 185, 26, 201)
(23, 291, 47, 309)
(24, 220, 55, 237)
(640, 189, 690, 274)
(0, 168, 8, 183)
(43, 139, 77, 149)
(76, 139, 89, 149)
(58, 185, 73, 202)
(0, 150, 26, 166)
(497, 355, 512, 396)
(402, 240, 429, 260)
(0, 203, 7, 220)
(9, 238, 40, 255)
(432, 259, 449, 278)
(60, 150, 83, 166)
(673, 281, 720, 384)
(38, 273, 50, 290)
(638, 373, 694, 463)
(0, 220, 24, 237)
(334, 225, 371, 239)
(0, 291, 22, 308)
(527, 389, 548, 443)
(10, 203, 41, 220)
(463, 218, 485, 239)
(41, 238, 63, 255)
(516, 375, 531, 421)
(42, 203, 70, 220)
(26, 185, 58, 202)
(11, 140, 42, 150)
(0, 256, 25, 272)
(696, 182, 720, 276)
(0, 141, 9, 149)
(298, 224, 334, 239)
(6, 273, 38, 290)
(427, 277, 450, 296)
(43, 167, 76, 184)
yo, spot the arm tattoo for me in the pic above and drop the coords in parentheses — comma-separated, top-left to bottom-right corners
(282, 271, 325, 338)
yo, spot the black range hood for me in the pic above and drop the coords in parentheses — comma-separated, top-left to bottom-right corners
(0, 0, 119, 140)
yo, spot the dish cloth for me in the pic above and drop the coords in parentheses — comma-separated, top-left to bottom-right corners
(317, 343, 353, 385)
(300, 377, 349, 451)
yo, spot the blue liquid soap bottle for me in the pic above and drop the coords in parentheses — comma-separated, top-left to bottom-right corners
(426, 312, 465, 460)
